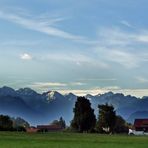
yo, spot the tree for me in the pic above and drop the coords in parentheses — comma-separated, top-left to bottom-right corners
(51, 120, 59, 125)
(0, 115, 13, 131)
(97, 103, 116, 133)
(114, 116, 128, 133)
(71, 97, 96, 132)
(51, 117, 66, 129)
(12, 117, 30, 131)
(59, 117, 66, 129)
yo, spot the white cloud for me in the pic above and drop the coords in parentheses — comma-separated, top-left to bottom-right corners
(20, 53, 32, 60)
(70, 82, 86, 86)
(136, 34, 148, 43)
(31, 82, 67, 88)
(59, 88, 148, 98)
(30, 81, 86, 89)
(102, 86, 121, 90)
(28, 81, 148, 97)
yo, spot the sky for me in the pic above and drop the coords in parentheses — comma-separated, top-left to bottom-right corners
(0, 0, 148, 97)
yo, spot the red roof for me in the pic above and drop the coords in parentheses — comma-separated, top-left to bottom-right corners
(37, 124, 62, 130)
(134, 119, 148, 127)
(26, 127, 39, 133)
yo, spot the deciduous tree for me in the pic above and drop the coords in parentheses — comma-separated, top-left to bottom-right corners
(97, 103, 116, 133)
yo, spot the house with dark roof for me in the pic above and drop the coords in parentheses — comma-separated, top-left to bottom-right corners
(129, 119, 148, 135)
(37, 124, 63, 132)
(134, 119, 148, 132)
(26, 124, 64, 133)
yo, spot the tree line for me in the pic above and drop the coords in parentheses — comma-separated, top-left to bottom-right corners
(0, 115, 30, 131)
(71, 96, 129, 133)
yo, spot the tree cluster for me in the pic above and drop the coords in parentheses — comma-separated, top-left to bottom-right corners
(0, 115, 13, 131)
(0, 115, 30, 131)
(71, 97, 128, 133)
(12, 117, 30, 131)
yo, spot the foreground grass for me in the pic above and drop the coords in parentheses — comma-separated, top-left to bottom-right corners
(0, 132, 147, 148)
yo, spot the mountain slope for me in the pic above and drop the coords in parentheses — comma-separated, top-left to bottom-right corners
(127, 111, 148, 123)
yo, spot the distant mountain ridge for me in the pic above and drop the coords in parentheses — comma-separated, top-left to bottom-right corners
(0, 86, 147, 125)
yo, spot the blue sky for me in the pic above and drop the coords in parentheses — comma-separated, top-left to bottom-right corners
(0, 0, 148, 97)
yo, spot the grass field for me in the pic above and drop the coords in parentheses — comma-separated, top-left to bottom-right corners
(0, 132, 147, 148)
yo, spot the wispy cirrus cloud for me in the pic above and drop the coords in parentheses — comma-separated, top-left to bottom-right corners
(136, 76, 148, 83)
(120, 20, 133, 28)
(2, 9, 148, 70)
(39, 52, 109, 69)
(94, 27, 148, 68)
(0, 10, 84, 40)
(106, 49, 140, 68)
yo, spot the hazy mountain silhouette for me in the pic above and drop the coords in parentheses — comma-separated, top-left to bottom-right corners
(0, 86, 147, 125)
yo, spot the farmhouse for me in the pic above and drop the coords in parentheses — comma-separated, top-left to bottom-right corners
(134, 119, 148, 132)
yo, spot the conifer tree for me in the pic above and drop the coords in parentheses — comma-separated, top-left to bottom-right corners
(71, 97, 96, 132)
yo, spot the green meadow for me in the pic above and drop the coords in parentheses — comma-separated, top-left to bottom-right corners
(0, 132, 147, 148)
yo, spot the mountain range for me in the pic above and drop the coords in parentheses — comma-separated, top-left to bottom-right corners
(0, 86, 147, 125)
